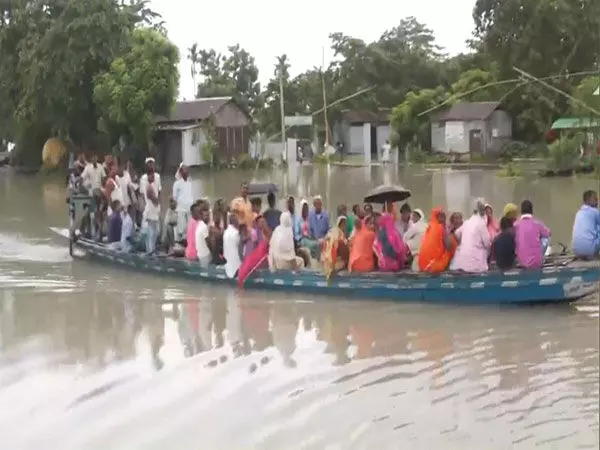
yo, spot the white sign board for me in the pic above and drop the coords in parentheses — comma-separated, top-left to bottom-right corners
(593, 86, 599, 96)
(284, 115, 312, 127)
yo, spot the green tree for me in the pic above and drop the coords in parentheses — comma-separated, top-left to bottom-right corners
(571, 76, 600, 117)
(390, 87, 449, 150)
(188, 43, 199, 96)
(93, 28, 180, 149)
(471, 0, 600, 141)
(328, 17, 445, 111)
(449, 69, 500, 102)
(473, 0, 600, 79)
(195, 44, 262, 113)
(0, 0, 160, 166)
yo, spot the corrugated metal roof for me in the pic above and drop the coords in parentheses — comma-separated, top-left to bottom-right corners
(342, 109, 391, 124)
(551, 117, 600, 130)
(155, 97, 233, 124)
(433, 102, 501, 122)
(155, 123, 200, 131)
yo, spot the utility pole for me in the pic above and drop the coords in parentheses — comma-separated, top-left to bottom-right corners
(278, 60, 287, 163)
(321, 46, 330, 148)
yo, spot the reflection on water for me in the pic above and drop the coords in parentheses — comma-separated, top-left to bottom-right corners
(0, 274, 598, 449)
(0, 167, 598, 449)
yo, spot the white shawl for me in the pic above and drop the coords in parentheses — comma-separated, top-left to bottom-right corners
(268, 212, 296, 270)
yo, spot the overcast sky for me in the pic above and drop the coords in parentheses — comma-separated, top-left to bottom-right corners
(150, 0, 476, 100)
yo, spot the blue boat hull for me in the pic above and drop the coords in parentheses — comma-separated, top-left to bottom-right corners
(51, 228, 600, 305)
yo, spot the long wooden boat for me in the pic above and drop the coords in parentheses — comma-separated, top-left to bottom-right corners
(50, 227, 600, 305)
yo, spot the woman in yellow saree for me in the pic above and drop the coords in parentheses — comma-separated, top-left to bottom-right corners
(321, 216, 349, 280)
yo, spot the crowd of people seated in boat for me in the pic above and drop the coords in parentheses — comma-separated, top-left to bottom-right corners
(68, 154, 600, 281)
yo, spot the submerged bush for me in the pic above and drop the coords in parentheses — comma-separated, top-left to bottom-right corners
(546, 134, 585, 171)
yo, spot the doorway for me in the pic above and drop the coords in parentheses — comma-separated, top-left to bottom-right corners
(370, 125, 378, 159)
(469, 129, 483, 154)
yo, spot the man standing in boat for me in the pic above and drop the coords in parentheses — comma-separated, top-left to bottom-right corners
(172, 164, 193, 242)
(139, 157, 161, 254)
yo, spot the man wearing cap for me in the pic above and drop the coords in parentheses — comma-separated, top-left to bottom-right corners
(450, 198, 491, 272)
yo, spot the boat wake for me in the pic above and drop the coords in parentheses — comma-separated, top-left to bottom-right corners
(0, 305, 597, 450)
(0, 232, 70, 263)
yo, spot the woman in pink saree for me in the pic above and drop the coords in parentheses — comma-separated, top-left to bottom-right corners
(484, 204, 500, 239)
(373, 212, 407, 271)
(237, 197, 272, 287)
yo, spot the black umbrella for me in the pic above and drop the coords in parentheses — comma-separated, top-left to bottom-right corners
(247, 183, 279, 196)
(364, 184, 411, 204)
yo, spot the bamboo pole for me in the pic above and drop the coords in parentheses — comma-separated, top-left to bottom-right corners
(278, 60, 287, 163)
(321, 46, 330, 148)
(418, 70, 600, 118)
(263, 86, 375, 143)
(513, 66, 600, 116)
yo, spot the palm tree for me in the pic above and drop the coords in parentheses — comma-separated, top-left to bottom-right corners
(274, 54, 290, 80)
(188, 44, 199, 98)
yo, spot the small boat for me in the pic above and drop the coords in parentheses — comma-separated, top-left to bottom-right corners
(50, 227, 600, 305)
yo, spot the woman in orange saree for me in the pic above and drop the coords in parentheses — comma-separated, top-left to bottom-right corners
(418, 207, 457, 273)
(348, 215, 376, 272)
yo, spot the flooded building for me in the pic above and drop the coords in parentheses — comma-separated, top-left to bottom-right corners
(333, 109, 391, 163)
(430, 101, 512, 155)
(154, 97, 251, 169)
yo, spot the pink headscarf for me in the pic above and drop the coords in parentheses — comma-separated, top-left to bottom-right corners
(374, 213, 406, 271)
(485, 204, 499, 239)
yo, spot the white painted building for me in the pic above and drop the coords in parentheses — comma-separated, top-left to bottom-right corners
(333, 109, 392, 163)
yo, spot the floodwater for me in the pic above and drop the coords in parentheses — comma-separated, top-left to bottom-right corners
(0, 165, 598, 449)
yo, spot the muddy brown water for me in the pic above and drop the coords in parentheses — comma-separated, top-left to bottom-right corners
(0, 166, 598, 449)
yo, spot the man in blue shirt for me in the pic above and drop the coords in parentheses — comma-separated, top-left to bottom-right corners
(303, 195, 330, 259)
(308, 195, 330, 239)
(572, 190, 600, 258)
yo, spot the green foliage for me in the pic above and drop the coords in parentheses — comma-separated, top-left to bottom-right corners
(200, 119, 217, 167)
(278, 154, 289, 169)
(496, 163, 523, 178)
(571, 76, 600, 116)
(2, 0, 599, 170)
(546, 134, 585, 171)
(473, 0, 600, 80)
(235, 153, 255, 169)
(404, 143, 427, 163)
(390, 87, 448, 150)
(93, 28, 179, 147)
(194, 45, 262, 114)
(314, 153, 331, 165)
(499, 141, 547, 162)
(0, 0, 170, 167)
(472, 0, 600, 141)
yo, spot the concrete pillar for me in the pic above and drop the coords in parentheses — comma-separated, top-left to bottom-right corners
(363, 123, 371, 166)
(286, 137, 299, 180)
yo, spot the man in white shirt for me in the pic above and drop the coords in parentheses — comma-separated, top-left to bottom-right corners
(381, 139, 391, 163)
(172, 164, 193, 241)
(223, 215, 242, 278)
(81, 154, 106, 192)
(118, 160, 134, 208)
(139, 157, 162, 199)
(143, 172, 161, 254)
(195, 203, 212, 267)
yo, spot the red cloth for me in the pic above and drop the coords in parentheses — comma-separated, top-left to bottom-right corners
(237, 240, 269, 287)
